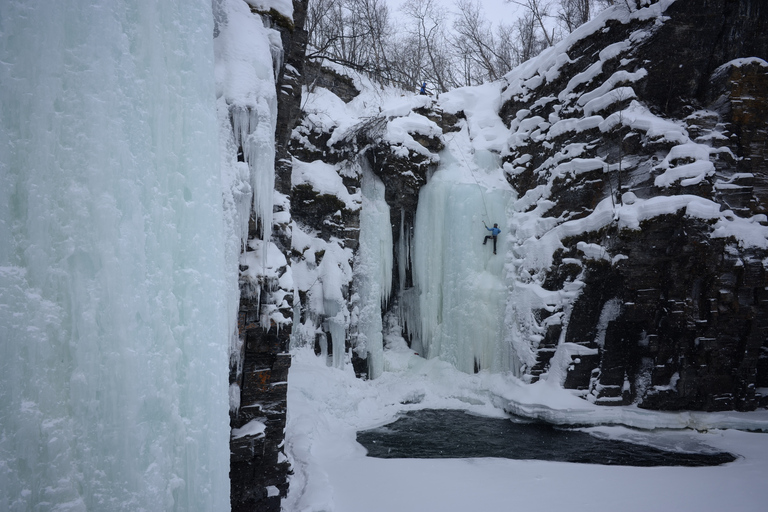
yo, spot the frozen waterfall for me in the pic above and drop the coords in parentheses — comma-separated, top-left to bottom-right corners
(410, 134, 519, 374)
(355, 160, 393, 379)
(0, 1, 230, 510)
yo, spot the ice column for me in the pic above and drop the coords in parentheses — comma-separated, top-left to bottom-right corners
(215, 0, 280, 252)
(412, 149, 516, 374)
(0, 1, 229, 510)
(215, 0, 282, 391)
(355, 161, 394, 378)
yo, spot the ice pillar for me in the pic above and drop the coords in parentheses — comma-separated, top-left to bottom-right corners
(355, 161, 393, 378)
(0, 1, 229, 510)
(412, 150, 516, 374)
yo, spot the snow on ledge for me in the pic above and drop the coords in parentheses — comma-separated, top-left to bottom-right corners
(244, 0, 293, 19)
(617, 195, 768, 249)
(242, 239, 287, 280)
(232, 418, 267, 439)
(291, 158, 362, 211)
(522, 194, 768, 272)
(654, 160, 715, 187)
(505, 391, 768, 431)
(714, 57, 768, 74)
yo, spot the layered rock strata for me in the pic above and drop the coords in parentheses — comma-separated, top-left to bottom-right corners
(502, 0, 768, 410)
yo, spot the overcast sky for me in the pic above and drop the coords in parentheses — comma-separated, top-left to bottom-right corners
(386, 0, 526, 28)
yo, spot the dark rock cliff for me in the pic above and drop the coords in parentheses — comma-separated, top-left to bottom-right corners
(502, 0, 768, 410)
(229, 2, 309, 512)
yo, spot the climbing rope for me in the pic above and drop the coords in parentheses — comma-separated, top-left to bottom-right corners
(446, 132, 491, 223)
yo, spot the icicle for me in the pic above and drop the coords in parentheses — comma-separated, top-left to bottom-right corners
(267, 27, 284, 81)
(318, 332, 328, 360)
(397, 207, 421, 348)
(353, 159, 393, 378)
(398, 209, 407, 300)
(289, 287, 302, 350)
(328, 318, 347, 369)
(238, 99, 277, 250)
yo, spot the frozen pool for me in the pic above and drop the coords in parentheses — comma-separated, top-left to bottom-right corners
(357, 409, 736, 467)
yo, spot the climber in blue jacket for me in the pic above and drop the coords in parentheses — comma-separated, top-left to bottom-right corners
(483, 221, 500, 254)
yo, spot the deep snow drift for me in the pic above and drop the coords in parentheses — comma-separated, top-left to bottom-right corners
(0, 1, 230, 509)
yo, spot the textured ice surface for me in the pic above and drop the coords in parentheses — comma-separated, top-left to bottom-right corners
(0, 1, 229, 510)
(411, 127, 517, 374)
(354, 162, 393, 379)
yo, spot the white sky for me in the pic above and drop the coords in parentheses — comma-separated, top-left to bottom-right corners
(386, 0, 526, 29)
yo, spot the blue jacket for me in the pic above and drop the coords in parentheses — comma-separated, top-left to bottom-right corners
(486, 225, 501, 236)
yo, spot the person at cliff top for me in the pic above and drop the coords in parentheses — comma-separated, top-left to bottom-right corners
(419, 82, 428, 95)
(483, 221, 500, 254)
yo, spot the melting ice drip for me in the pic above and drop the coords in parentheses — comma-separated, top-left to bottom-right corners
(409, 144, 518, 374)
(0, 1, 229, 509)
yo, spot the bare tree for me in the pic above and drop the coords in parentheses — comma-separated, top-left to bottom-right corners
(509, 0, 555, 47)
(513, 11, 546, 64)
(558, 0, 590, 33)
(399, 0, 457, 93)
(493, 23, 518, 71)
(304, 0, 616, 91)
(388, 33, 424, 89)
(453, 0, 513, 83)
(306, 0, 344, 59)
(349, 0, 393, 81)
(305, 0, 395, 82)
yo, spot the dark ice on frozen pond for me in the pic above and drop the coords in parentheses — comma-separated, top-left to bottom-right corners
(356, 409, 736, 467)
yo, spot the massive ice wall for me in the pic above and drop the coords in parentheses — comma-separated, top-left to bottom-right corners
(0, 1, 230, 510)
(412, 151, 514, 374)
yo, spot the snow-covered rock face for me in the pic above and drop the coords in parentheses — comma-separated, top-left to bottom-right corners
(500, 0, 768, 410)
(288, 67, 452, 377)
(289, 0, 768, 412)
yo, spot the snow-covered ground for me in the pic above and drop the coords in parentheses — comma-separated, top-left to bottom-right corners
(285, 344, 768, 512)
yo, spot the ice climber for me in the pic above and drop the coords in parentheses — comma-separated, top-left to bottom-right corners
(483, 221, 500, 254)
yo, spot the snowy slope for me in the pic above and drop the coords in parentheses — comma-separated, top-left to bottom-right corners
(285, 346, 768, 512)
